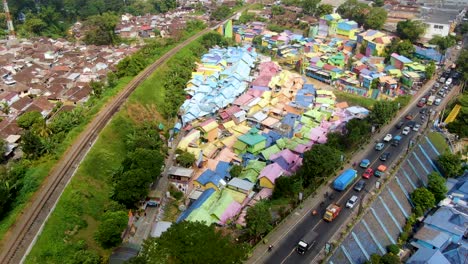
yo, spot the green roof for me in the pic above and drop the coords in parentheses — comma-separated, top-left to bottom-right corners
(304, 109, 324, 121)
(300, 115, 315, 125)
(240, 169, 259, 183)
(275, 138, 288, 149)
(238, 132, 266, 146)
(233, 140, 247, 151)
(246, 160, 267, 173)
(261, 145, 281, 160)
(315, 97, 335, 105)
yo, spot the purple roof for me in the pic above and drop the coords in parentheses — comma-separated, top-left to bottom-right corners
(270, 149, 300, 165)
(219, 201, 242, 225)
(259, 163, 285, 183)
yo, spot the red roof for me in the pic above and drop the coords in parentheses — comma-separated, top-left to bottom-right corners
(140, 25, 152, 31)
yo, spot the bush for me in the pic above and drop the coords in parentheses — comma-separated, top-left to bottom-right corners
(399, 231, 409, 243)
(387, 244, 400, 255)
(176, 151, 196, 168)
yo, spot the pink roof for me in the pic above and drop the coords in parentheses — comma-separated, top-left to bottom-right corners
(294, 144, 310, 154)
(259, 163, 284, 184)
(251, 75, 272, 87)
(270, 149, 301, 165)
(219, 201, 243, 225)
(233, 93, 255, 106)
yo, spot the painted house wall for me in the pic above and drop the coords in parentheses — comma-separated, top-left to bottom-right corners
(259, 177, 274, 189)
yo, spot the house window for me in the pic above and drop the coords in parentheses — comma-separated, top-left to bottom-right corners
(433, 25, 444, 29)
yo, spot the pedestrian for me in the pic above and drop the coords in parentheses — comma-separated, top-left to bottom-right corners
(268, 245, 273, 252)
(144, 212, 147, 217)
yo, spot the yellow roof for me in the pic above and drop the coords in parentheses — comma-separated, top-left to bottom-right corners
(200, 119, 218, 132)
(223, 120, 236, 129)
(178, 130, 200, 150)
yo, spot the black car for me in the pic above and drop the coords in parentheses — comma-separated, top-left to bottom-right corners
(396, 121, 405, 129)
(407, 121, 416, 128)
(380, 152, 391, 161)
(420, 108, 427, 115)
(354, 180, 366, 192)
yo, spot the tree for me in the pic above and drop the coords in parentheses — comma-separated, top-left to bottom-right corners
(429, 35, 456, 52)
(437, 152, 463, 178)
(396, 19, 426, 42)
(94, 210, 128, 248)
(20, 130, 44, 158)
(343, 118, 371, 148)
(84, 12, 120, 45)
(337, 0, 369, 25)
(272, 176, 302, 200)
(176, 151, 196, 168)
(17, 111, 44, 130)
(70, 250, 101, 264)
(373, 0, 384, 7)
(364, 8, 387, 30)
(369, 101, 399, 125)
(427, 172, 447, 203)
(106, 72, 118, 88)
(380, 253, 401, 264)
(201, 32, 228, 49)
(299, 144, 342, 187)
(411, 187, 435, 214)
(211, 6, 231, 21)
(246, 202, 272, 241)
(316, 4, 334, 17)
(230, 164, 243, 178)
(387, 244, 400, 255)
(365, 253, 381, 264)
(302, 0, 321, 15)
(90, 80, 105, 97)
(252, 35, 263, 46)
(385, 39, 415, 60)
(425, 61, 436, 78)
(111, 169, 153, 207)
(271, 6, 285, 16)
(131, 221, 247, 264)
(122, 148, 164, 177)
(460, 22, 468, 34)
(456, 49, 468, 80)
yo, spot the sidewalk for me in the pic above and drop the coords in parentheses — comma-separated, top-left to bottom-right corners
(247, 78, 436, 264)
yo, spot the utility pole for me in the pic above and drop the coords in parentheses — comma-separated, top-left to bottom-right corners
(2, 0, 16, 39)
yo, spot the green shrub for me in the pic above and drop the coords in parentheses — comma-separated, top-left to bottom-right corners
(387, 244, 400, 255)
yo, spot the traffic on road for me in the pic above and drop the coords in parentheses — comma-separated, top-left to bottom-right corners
(264, 67, 461, 264)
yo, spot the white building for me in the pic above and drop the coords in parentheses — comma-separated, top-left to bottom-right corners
(421, 8, 465, 39)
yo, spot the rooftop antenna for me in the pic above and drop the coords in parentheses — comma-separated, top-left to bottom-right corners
(3, 0, 16, 39)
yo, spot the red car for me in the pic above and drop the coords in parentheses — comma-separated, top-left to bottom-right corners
(363, 168, 373, 179)
(405, 114, 414, 120)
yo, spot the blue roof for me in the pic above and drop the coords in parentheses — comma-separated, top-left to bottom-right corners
(281, 113, 301, 127)
(242, 153, 257, 167)
(176, 188, 216, 222)
(337, 21, 358, 31)
(262, 130, 283, 147)
(272, 157, 290, 171)
(414, 46, 444, 62)
(407, 247, 450, 264)
(393, 53, 412, 64)
(215, 161, 231, 179)
(197, 169, 217, 185)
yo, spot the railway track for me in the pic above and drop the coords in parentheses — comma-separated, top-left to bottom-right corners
(0, 27, 212, 264)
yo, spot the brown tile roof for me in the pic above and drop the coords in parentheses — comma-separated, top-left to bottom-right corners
(11, 96, 33, 112)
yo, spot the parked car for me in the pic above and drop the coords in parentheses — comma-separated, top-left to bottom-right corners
(413, 124, 421, 131)
(346, 195, 359, 208)
(354, 180, 366, 192)
(417, 98, 426, 107)
(380, 152, 391, 161)
(396, 121, 405, 129)
(363, 168, 373, 179)
(405, 114, 414, 120)
(375, 142, 385, 151)
(420, 108, 427, 115)
(360, 159, 371, 168)
(439, 77, 446, 83)
(383, 134, 392, 142)
(402, 126, 411, 135)
(434, 82, 440, 88)
(446, 78, 452, 85)
(434, 98, 442, 106)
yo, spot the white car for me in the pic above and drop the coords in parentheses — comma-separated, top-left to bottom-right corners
(402, 126, 411, 135)
(434, 98, 442, 106)
(346, 195, 359, 208)
(445, 78, 452, 86)
(413, 124, 421, 131)
(383, 134, 392, 142)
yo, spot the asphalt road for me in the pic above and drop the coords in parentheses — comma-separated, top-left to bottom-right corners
(265, 79, 456, 264)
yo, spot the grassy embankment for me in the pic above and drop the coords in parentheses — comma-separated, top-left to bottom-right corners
(25, 39, 206, 263)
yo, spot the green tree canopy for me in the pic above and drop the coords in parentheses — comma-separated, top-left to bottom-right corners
(364, 7, 388, 30)
(131, 221, 248, 264)
(427, 172, 448, 203)
(245, 201, 272, 241)
(437, 152, 464, 178)
(20, 130, 44, 158)
(456, 49, 468, 80)
(83, 12, 120, 45)
(425, 61, 436, 78)
(176, 151, 196, 168)
(17, 111, 44, 130)
(229, 164, 243, 178)
(111, 168, 153, 207)
(316, 4, 334, 17)
(271, 6, 285, 16)
(122, 148, 164, 177)
(299, 144, 342, 187)
(369, 101, 399, 126)
(211, 6, 231, 20)
(411, 187, 436, 214)
(272, 175, 302, 200)
(337, 0, 369, 25)
(94, 210, 128, 248)
(342, 118, 371, 148)
(396, 19, 426, 42)
(302, 0, 321, 15)
(385, 39, 415, 60)
(380, 253, 401, 264)
(429, 35, 456, 52)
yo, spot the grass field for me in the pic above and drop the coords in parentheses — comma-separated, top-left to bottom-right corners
(427, 131, 449, 154)
(25, 37, 206, 263)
